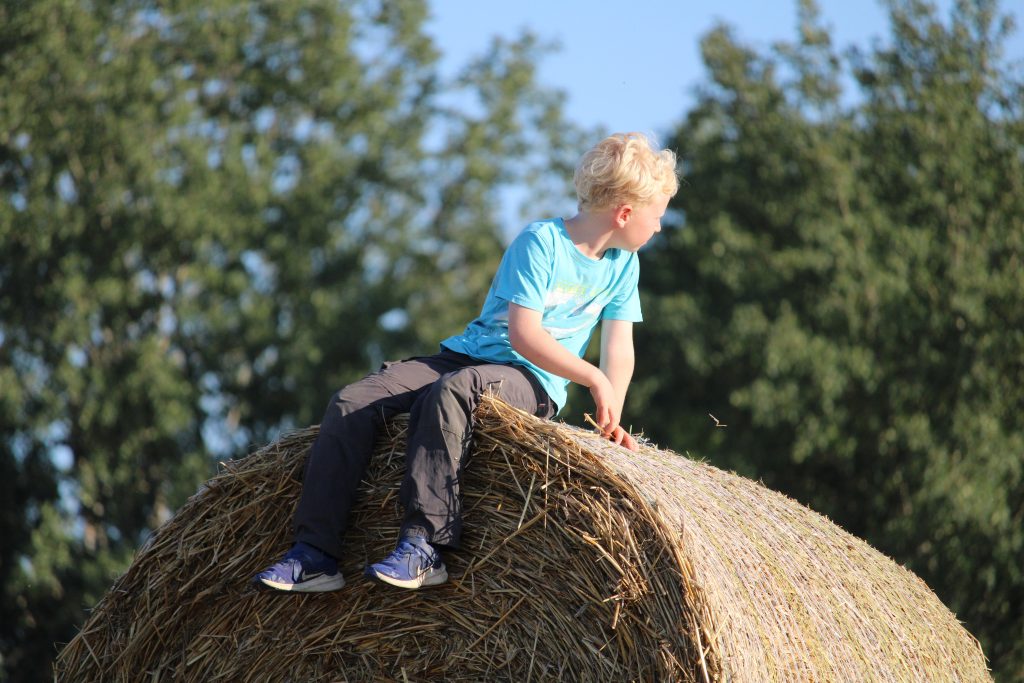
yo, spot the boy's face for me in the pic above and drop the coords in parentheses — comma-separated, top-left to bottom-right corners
(615, 193, 671, 252)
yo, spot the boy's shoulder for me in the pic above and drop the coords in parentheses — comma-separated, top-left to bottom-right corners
(504, 218, 563, 257)
(518, 217, 563, 241)
(513, 217, 636, 267)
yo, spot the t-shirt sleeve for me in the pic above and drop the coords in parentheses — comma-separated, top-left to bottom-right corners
(492, 229, 553, 311)
(602, 254, 643, 322)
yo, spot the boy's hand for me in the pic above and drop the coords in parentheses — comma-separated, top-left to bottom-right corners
(588, 372, 620, 434)
(606, 425, 639, 452)
(584, 413, 640, 452)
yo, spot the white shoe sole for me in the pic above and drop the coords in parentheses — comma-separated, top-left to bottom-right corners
(369, 565, 448, 589)
(259, 573, 345, 592)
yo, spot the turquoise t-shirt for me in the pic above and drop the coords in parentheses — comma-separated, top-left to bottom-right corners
(441, 217, 642, 412)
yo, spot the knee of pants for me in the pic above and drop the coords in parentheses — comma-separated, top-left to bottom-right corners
(432, 368, 484, 405)
(320, 386, 375, 431)
(409, 369, 479, 426)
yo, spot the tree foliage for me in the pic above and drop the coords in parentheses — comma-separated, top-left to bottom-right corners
(0, 1, 581, 679)
(633, 1, 1023, 679)
(5, 0, 1023, 680)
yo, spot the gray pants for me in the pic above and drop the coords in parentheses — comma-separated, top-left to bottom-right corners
(293, 348, 555, 557)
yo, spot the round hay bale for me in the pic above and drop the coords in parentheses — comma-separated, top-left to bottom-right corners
(55, 397, 991, 681)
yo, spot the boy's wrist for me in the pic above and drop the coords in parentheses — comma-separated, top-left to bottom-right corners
(582, 365, 606, 389)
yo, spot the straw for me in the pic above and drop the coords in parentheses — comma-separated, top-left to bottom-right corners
(55, 396, 991, 682)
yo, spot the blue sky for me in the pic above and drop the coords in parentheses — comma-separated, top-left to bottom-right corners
(425, 0, 1023, 138)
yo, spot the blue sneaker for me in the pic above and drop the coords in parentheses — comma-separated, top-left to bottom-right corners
(365, 535, 448, 589)
(255, 542, 345, 592)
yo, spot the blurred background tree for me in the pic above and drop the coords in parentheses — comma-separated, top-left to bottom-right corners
(3, 0, 1022, 681)
(627, 0, 1023, 678)
(0, 0, 583, 679)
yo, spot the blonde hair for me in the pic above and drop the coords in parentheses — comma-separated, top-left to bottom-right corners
(574, 132, 679, 211)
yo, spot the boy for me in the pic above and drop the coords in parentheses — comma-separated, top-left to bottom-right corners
(255, 132, 678, 592)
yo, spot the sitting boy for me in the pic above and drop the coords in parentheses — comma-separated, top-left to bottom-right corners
(255, 132, 678, 592)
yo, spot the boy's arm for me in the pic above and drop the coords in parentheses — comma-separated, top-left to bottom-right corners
(507, 303, 621, 434)
(599, 318, 639, 451)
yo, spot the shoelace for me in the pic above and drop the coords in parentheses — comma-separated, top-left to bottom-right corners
(282, 548, 321, 579)
(394, 539, 433, 564)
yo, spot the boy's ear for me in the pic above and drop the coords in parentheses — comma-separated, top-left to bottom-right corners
(614, 204, 632, 227)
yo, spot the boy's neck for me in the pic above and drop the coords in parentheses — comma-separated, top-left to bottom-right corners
(563, 210, 618, 260)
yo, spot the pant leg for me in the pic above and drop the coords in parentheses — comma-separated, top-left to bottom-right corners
(293, 354, 466, 558)
(399, 362, 555, 548)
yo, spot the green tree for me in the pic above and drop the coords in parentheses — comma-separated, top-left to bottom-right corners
(634, 1, 1023, 679)
(0, 1, 580, 679)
